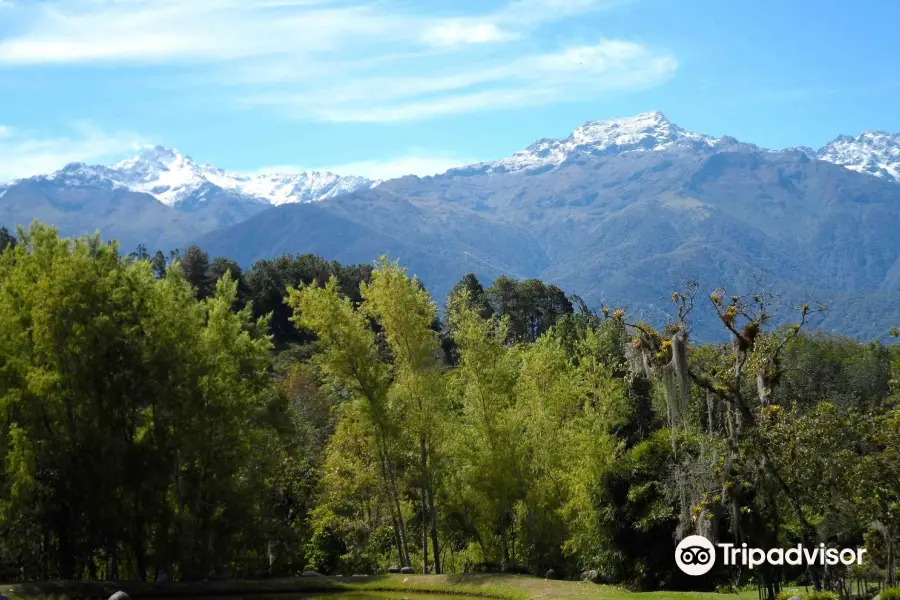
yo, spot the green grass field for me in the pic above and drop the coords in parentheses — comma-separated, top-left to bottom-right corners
(1, 574, 804, 600)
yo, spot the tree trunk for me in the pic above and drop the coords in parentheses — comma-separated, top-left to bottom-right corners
(756, 362, 776, 406)
(87, 555, 97, 581)
(58, 504, 75, 580)
(499, 524, 510, 572)
(888, 525, 895, 586)
(428, 486, 441, 574)
(386, 454, 411, 567)
(388, 509, 405, 568)
(135, 528, 147, 582)
(42, 528, 49, 580)
(377, 433, 409, 568)
(420, 436, 429, 574)
(110, 539, 119, 581)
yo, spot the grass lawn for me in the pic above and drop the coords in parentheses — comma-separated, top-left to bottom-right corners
(1, 574, 805, 600)
(346, 574, 803, 600)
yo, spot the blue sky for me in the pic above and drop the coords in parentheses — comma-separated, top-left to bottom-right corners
(1, 0, 899, 181)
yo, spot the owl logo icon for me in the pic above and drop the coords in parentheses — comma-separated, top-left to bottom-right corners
(676, 535, 716, 575)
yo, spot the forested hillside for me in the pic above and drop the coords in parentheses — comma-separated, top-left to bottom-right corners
(7, 113, 900, 341)
(0, 224, 898, 599)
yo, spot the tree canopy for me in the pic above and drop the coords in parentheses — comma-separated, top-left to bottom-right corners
(0, 225, 898, 597)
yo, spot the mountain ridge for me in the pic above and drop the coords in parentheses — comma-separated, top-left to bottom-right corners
(4, 111, 900, 339)
(3, 111, 899, 202)
(195, 121, 900, 340)
(7, 145, 379, 210)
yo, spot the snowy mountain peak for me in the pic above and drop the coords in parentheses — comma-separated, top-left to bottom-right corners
(571, 110, 672, 145)
(110, 146, 207, 206)
(816, 131, 900, 183)
(34, 146, 379, 208)
(119, 145, 193, 169)
(475, 110, 728, 174)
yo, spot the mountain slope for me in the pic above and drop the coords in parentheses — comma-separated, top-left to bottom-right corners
(200, 113, 900, 340)
(105, 146, 377, 207)
(0, 177, 208, 252)
(198, 182, 551, 294)
(4, 110, 900, 338)
(816, 131, 900, 183)
(0, 146, 378, 251)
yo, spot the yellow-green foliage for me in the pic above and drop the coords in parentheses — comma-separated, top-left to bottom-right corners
(805, 592, 838, 600)
(880, 588, 900, 600)
(0, 223, 277, 580)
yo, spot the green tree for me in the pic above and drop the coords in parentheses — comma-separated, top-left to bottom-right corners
(448, 273, 493, 319)
(486, 276, 573, 343)
(855, 408, 900, 586)
(446, 291, 525, 570)
(0, 224, 279, 582)
(128, 243, 150, 262)
(245, 255, 373, 349)
(287, 276, 411, 568)
(361, 258, 447, 573)
(0, 227, 17, 253)
(150, 250, 167, 279)
(180, 244, 211, 299)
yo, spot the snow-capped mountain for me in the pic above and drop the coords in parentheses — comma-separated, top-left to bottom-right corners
(456, 111, 750, 175)
(9, 113, 900, 207)
(40, 146, 378, 208)
(816, 131, 900, 184)
(445, 111, 900, 186)
(5, 110, 900, 340)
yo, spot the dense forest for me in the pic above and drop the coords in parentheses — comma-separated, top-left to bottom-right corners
(0, 223, 898, 599)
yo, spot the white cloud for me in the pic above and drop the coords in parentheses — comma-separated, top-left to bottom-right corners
(323, 154, 480, 180)
(256, 151, 479, 180)
(0, 124, 143, 182)
(0, 0, 633, 65)
(422, 22, 520, 47)
(311, 89, 556, 124)
(0, 125, 12, 139)
(0, 0, 403, 65)
(498, 0, 630, 24)
(245, 40, 677, 123)
(0, 0, 671, 123)
(0, 0, 486, 65)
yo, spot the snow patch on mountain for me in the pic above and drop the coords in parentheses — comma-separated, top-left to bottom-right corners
(460, 111, 745, 175)
(202, 168, 377, 207)
(111, 147, 213, 206)
(816, 132, 900, 184)
(40, 146, 378, 207)
(14, 114, 900, 204)
(445, 110, 900, 185)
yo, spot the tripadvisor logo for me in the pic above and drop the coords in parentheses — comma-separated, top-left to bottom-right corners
(676, 535, 716, 575)
(675, 535, 867, 576)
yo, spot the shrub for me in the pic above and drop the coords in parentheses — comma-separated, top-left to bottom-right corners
(806, 592, 838, 600)
(880, 588, 900, 600)
(776, 592, 794, 600)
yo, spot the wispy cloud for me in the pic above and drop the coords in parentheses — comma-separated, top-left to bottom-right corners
(244, 40, 677, 123)
(257, 151, 480, 180)
(422, 22, 520, 48)
(0, 0, 406, 64)
(0, 0, 672, 123)
(0, 123, 143, 182)
(498, 0, 631, 24)
(0, 0, 618, 65)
